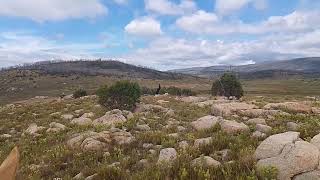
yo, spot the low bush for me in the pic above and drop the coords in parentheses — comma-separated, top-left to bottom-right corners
(73, 89, 87, 99)
(97, 81, 141, 111)
(160, 86, 196, 96)
(212, 73, 244, 99)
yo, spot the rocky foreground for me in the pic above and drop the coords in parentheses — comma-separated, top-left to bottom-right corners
(1, 95, 320, 179)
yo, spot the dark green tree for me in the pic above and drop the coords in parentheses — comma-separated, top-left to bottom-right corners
(211, 73, 244, 99)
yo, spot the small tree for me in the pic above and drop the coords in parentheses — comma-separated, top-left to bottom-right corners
(211, 73, 244, 99)
(73, 89, 87, 99)
(97, 81, 141, 111)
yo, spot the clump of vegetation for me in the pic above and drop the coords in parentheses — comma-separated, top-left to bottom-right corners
(97, 81, 141, 111)
(141, 86, 157, 95)
(212, 73, 244, 99)
(73, 89, 87, 99)
(160, 86, 196, 96)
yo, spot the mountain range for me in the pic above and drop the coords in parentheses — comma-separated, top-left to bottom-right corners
(169, 57, 320, 79)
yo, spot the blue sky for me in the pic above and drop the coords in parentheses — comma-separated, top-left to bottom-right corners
(0, 0, 320, 70)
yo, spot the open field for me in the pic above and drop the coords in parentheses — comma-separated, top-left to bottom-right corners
(1, 93, 320, 179)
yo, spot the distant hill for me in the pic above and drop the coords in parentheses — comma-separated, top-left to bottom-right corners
(170, 57, 320, 79)
(0, 60, 207, 105)
(4, 60, 191, 80)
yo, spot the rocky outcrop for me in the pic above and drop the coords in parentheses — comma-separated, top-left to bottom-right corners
(255, 132, 320, 180)
(24, 123, 46, 136)
(71, 116, 93, 126)
(246, 118, 266, 125)
(67, 128, 134, 151)
(194, 137, 212, 148)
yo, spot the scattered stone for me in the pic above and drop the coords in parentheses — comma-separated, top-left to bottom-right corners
(246, 118, 266, 125)
(256, 124, 272, 134)
(264, 102, 312, 113)
(179, 96, 209, 103)
(46, 122, 66, 133)
(73, 172, 85, 179)
(219, 120, 249, 134)
(287, 122, 299, 131)
(0, 134, 12, 138)
(157, 100, 169, 104)
(67, 130, 134, 151)
(215, 149, 232, 162)
(177, 126, 186, 132)
(142, 143, 153, 149)
(157, 148, 177, 164)
(50, 112, 61, 117)
(191, 156, 221, 168)
(191, 115, 221, 131)
(136, 124, 151, 131)
(74, 109, 84, 114)
(252, 131, 267, 139)
(178, 141, 189, 149)
(165, 109, 175, 117)
(82, 112, 94, 118)
(93, 109, 128, 127)
(25, 123, 46, 136)
(212, 102, 257, 117)
(239, 109, 280, 118)
(312, 107, 320, 114)
(85, 173, 98, 180)
(194, 137, 212, 148)
(71, 117, 92, 126)
(61, 114, 74, 120)
(134, 104, 168, 113)
(168, 133, 179, 138)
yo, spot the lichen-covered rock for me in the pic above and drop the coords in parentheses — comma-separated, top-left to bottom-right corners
(194, 137, 212, 148)
(252, 131, 267, 139)
(287, 122, 299, 131)
(255, 131, 300, 160)
(311, 133, 320, 150)
(93, 109, 128, 127)
(67, 129, 134, 151)
(157, 148, 177, 164)
(219, 120, 249, 134)
(191, 115, 222, 131)
(191, 156, 221, 168)
(256, 124, 272, 134)
(71, 117, 92, 126)
(46, 122, 66, 133)
(257, 141, 319, 180)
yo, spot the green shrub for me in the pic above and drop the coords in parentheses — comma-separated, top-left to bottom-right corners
(73, 89, 87, 99)
(141, 86, 157, 95)
(212, 73, 244, 99)
(97, 81, 141, 111)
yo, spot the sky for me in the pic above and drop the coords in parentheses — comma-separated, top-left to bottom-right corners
(0, 0, 320, 70)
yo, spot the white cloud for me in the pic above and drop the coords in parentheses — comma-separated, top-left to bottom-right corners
(176, 10, 320, 35)
(123, 29, 320, 70)
(125, 17, 163, 37)
(0, 0, 107, 22)
(176, 10, 219, 33)
(0, 32, 104, 68)
(145, 0, 197, 15)
(215, 0, 267, 15)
